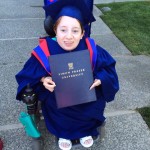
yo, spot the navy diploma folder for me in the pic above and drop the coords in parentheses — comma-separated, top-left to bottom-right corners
(49, 50, 96, 108)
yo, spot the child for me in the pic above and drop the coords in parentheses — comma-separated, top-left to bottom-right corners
(16, 0, 119, 150)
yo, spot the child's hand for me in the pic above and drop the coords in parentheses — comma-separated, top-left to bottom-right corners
(90, 79, 101, 90)
(41, 76, 56, 92)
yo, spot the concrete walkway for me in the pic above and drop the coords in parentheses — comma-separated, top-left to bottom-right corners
(0, 0, 150, 150)
(94, 0, 149, 4)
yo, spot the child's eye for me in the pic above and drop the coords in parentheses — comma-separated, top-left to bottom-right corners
(73, 30, 79, 33)
(61, 29, 66, 32)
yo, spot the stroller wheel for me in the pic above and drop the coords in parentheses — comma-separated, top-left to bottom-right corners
(31, 137, 43, 150)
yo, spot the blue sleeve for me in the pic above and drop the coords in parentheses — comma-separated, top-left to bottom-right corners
(15, 56, 49, 101)
(94, 45, 119, 102)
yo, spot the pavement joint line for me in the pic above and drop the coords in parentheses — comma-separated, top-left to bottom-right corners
(114, 54, 132, 57)
(0, 18, 44, 21)
(0, 37, 39, 41)
(0, 123, 23, 131)
(91, 33, 113, 36)
(114, 55, 132, 57)
(0, 110, 136, 131)
(105, 110, 136, 117)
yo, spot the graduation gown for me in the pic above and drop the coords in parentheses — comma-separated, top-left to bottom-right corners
(15, 37, 119, 140)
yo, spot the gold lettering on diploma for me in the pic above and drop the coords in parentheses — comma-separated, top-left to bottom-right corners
(58, 67, 85, 79)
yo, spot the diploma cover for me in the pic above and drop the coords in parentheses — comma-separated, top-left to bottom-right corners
(49, 50, 96, 108)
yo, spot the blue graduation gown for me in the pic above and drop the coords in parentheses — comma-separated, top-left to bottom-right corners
(15, 37, 119, 140)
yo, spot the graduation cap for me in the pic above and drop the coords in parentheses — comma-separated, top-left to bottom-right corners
(43, 0, 96, 26)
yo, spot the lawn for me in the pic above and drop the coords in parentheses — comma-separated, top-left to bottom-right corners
(137, 107, 150, 129)
(96, 1, 150, 55)
(97, 1, 150, 129)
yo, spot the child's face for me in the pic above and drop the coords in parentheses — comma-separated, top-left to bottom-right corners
(56, 16, 84, 51)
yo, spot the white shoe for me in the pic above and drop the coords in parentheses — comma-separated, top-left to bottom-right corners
(80, 136, 94, 148)
(58, 138, 72, 150)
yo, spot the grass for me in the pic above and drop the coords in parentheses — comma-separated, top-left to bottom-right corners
(137, 107, 150, 129)
(96, 1, 150, 55)
(97, 2, 150, 129)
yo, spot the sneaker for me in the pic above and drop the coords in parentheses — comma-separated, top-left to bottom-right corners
(80, 136, 93, 148)
(58, 138, 72, 150)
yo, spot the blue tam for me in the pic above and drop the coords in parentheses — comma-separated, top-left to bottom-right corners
(56, 6, 84, 25)
(43, 0, 96, 26)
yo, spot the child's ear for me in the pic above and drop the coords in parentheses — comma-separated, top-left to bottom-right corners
(81, 30, 85, 39)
